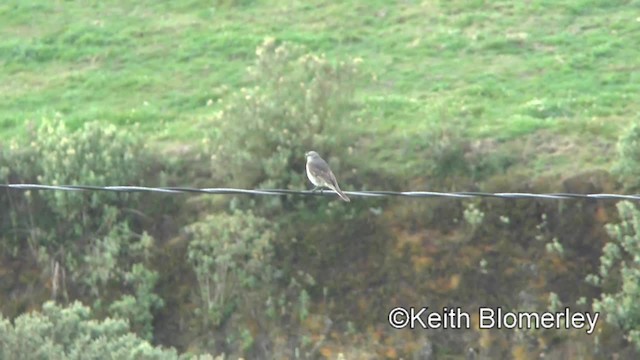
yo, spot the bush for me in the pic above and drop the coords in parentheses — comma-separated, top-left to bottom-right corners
(7, 119, 146, 269)
(209, 38, 359, 195)
(396, 121, 473, 189)
(1, 119, 163, 340)
(612, 122, 640, 192)
(186, 209, 276, 327)
(587, 201, 640, 349)
(33, 119, 144, 232)
(419, 123, 470, 183)
(109, 263, 164, 340)
(0, 301, 178, 360)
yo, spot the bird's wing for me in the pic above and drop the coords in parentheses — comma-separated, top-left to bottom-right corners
(327, 169, 341, 190)
(308, 158, 336, 186)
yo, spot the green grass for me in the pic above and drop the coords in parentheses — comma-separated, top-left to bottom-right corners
(2, 1, 640, 356)
(1, 0, 638, 165)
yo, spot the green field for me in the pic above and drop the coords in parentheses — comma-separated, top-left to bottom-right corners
(3, 1, 637, 145)
(2, 0, 640, 358)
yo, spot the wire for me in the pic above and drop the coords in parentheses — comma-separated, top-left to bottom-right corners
(1, 184, 639, 201)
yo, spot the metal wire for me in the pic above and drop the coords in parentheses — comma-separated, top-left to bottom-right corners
(1, 184, 639, 201)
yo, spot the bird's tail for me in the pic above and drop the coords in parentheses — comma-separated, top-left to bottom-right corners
(330, 185, 350, 202)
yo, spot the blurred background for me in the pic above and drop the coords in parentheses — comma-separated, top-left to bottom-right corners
(1, 0, 640, 359)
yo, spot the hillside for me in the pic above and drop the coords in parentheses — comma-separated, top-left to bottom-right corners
(1, 0, 640, 359)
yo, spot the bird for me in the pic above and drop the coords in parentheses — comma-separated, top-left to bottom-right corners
(305, 151, 350, 202)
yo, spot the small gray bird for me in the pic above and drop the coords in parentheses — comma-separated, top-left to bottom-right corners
(305, 151, 350, 202)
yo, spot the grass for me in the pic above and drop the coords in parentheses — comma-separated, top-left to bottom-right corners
(1, 0, 639, 168)
(2, 1, 640, 356)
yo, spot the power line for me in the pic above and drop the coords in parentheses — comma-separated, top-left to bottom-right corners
(1, 184, 639, 201)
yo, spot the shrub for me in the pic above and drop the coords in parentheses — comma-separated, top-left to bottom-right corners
(209, 38, 359, 195)
(0, 301, 178, 360)
(30, 119, 144, 233)
(612, 122, 640, 192)
(1, 119, 163, 340)
(109, 263, 164, 340)
(587, 201, 640, 349)
(419, 123, 470, 183)
(186, 209, 276, 327)
(7, 119, 146, 270)
(396, 121, 477, 189)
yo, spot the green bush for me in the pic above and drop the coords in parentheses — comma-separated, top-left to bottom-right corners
(397, 121, 477, 188)
(209, 38, 359, 194)
(186, 209, 276, 327)
(0, 146, 16, 256)
(1, 139, 42, 256)
(612, 122, 640, 192)
(587, 201, 640, 349)
(1, 119, 163, 340)
(7, 119, 147, 270)
(419, 123, 470, 183)
(0, 301, 178, 360)
(109, 263, 164, 341)
(31, 119, 144, 231)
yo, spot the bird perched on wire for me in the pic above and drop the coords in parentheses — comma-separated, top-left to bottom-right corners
(305, 151, 350, 202)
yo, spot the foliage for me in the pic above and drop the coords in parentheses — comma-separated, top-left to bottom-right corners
(1, 119, 163, 340)
(209, 38, 359, 195)
(463, 202, 485, 228)
(545, 237, 565, 256)
(612, 122, 640, 192)
(418, 123, 470, 183)
(463, 202, 485, 240)
(186, 209, 276, 327)
(109, 263, 164, 341)
(403, 122, 518, 186)
(0, 301, 178, 360)
(9, 119, 145, 268)
(0, 146, 19, 256)
(33, 119, 144, 213)
(587, 201, 640, 349)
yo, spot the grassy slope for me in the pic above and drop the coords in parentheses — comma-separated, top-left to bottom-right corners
(1, 0, 638, 170)
(1, 1, 639, 356)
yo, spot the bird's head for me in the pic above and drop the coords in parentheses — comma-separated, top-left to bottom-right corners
(305, 151, 319, 160)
